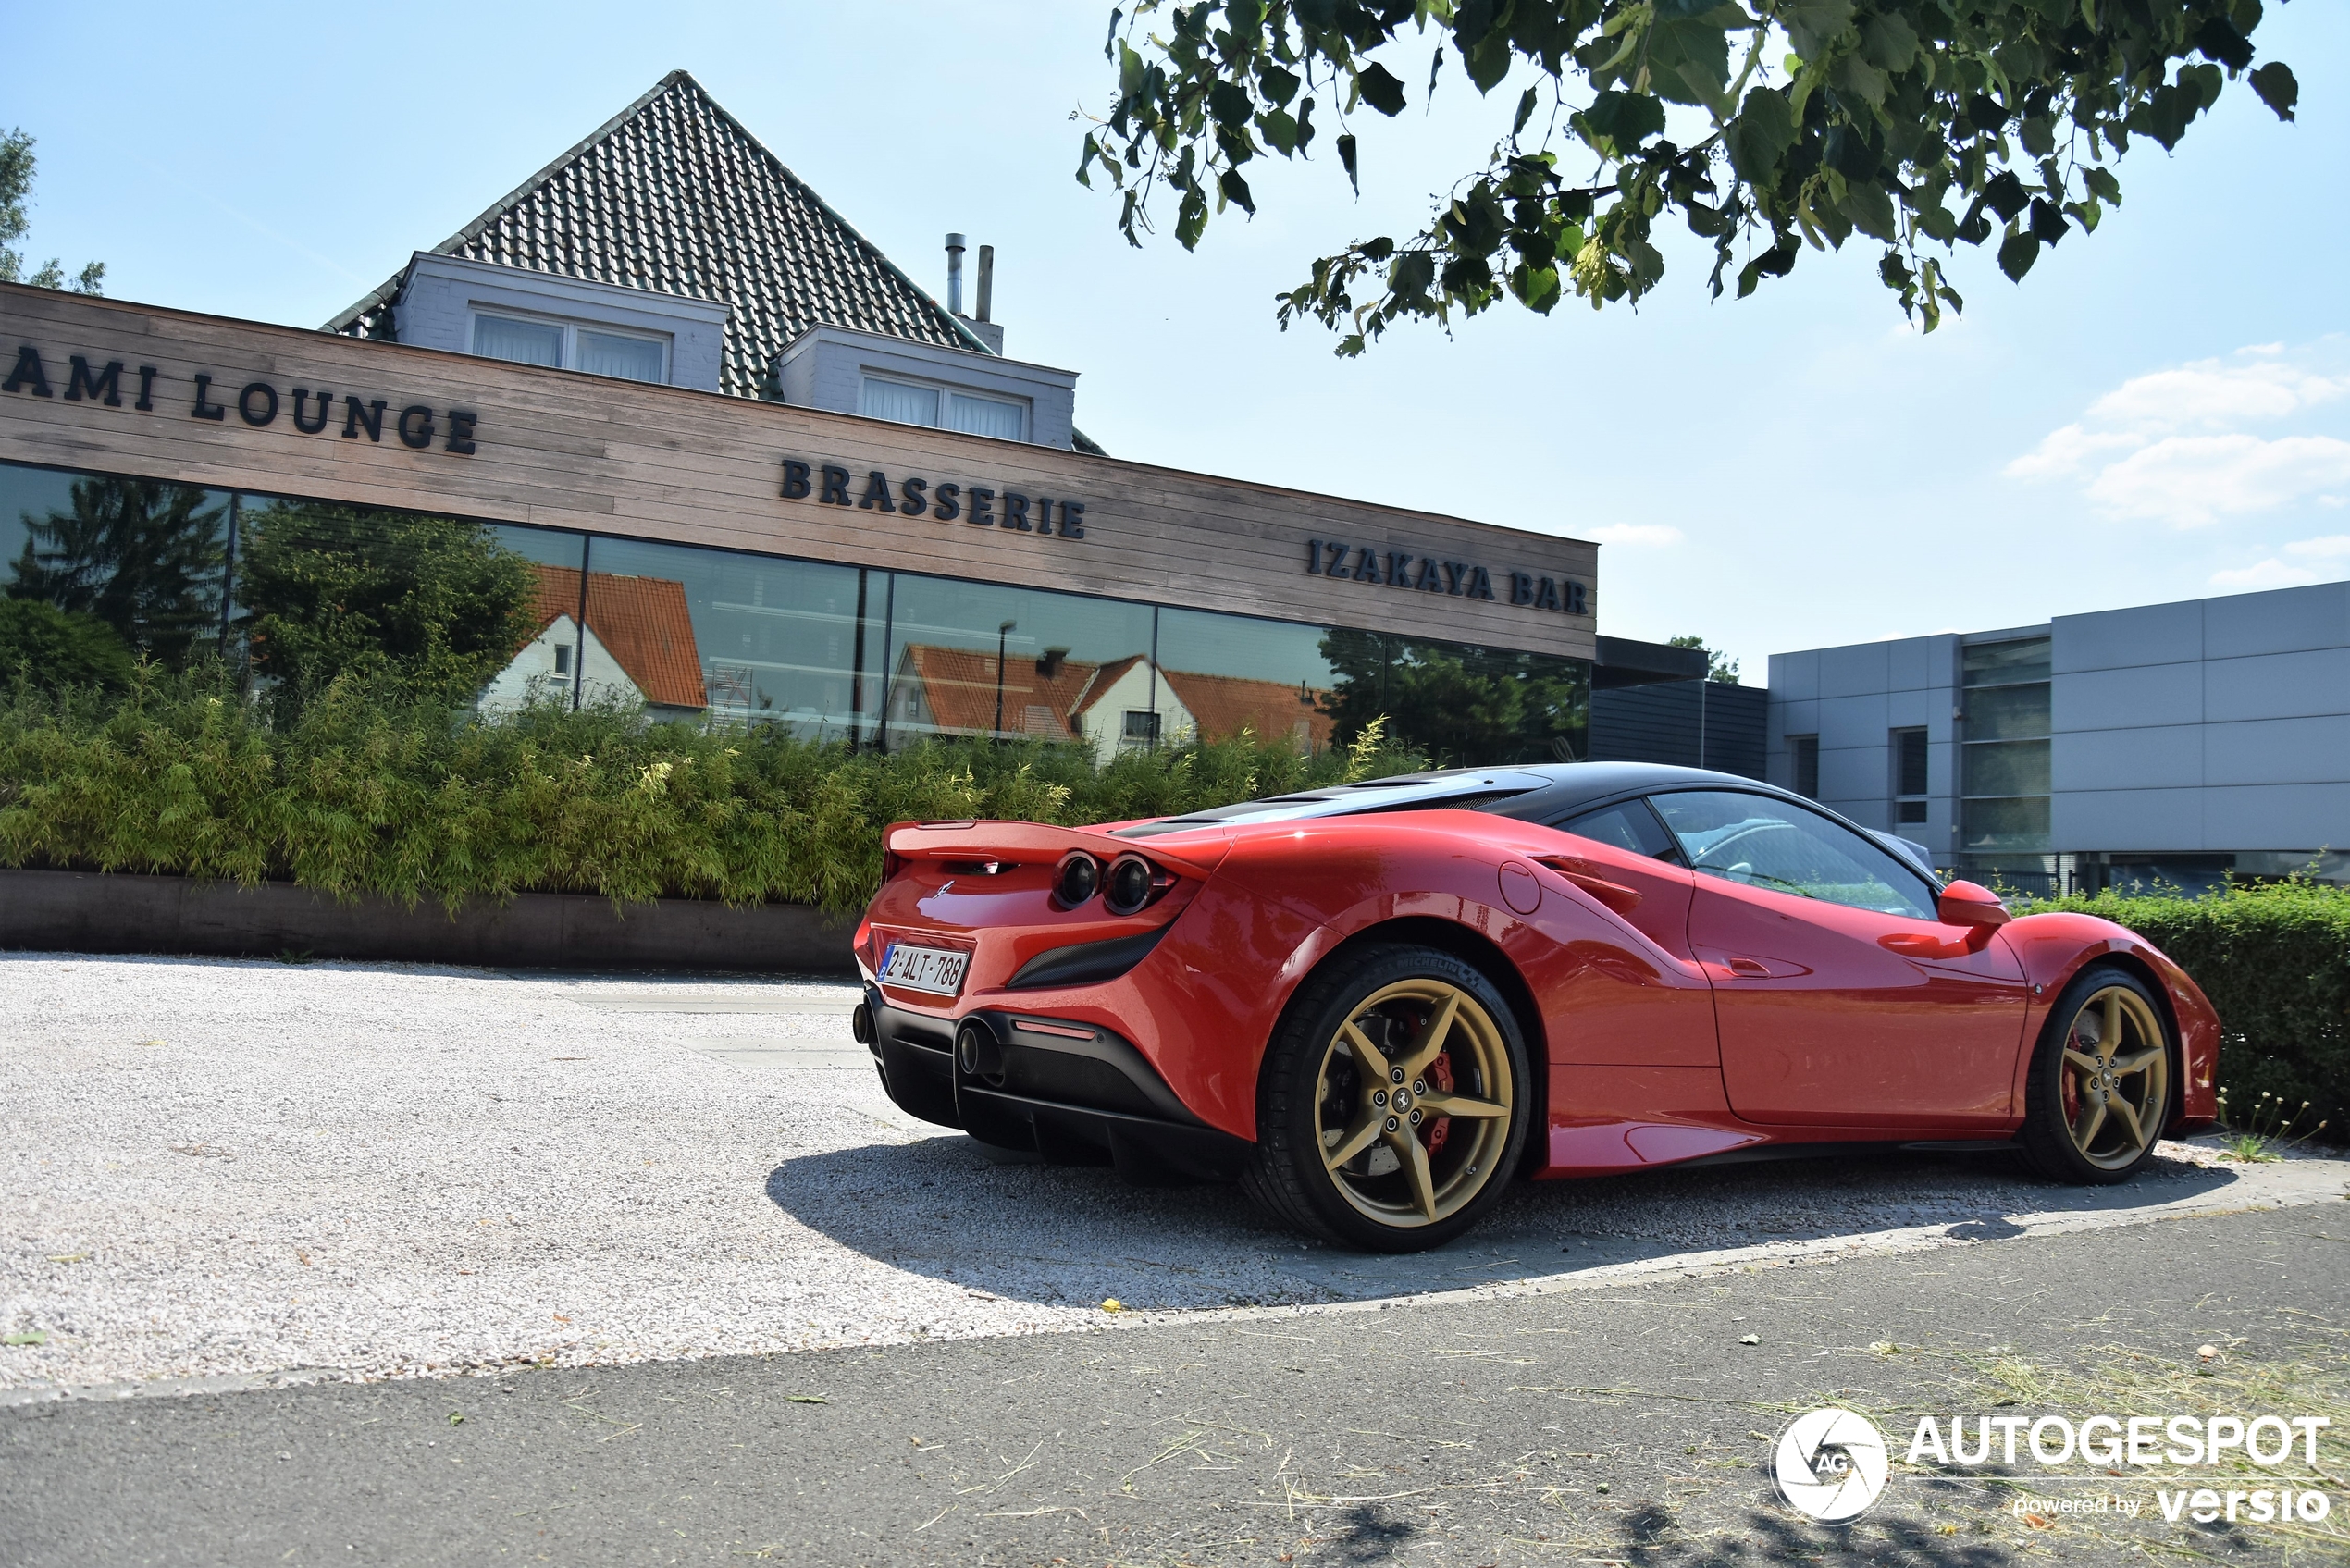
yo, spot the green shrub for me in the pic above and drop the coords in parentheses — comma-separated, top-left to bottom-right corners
(0, 599, 134, 691)
(0, 667, 1419, 920)
(2020, 882, 2349, 1146)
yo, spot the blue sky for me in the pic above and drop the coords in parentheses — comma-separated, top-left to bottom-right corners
(7, 1, 2344, 679)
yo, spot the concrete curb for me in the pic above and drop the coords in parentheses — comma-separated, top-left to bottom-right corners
(0, 868, 857, 973)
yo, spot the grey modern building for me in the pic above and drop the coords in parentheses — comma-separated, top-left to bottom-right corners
(1764, 581, 2349, 895)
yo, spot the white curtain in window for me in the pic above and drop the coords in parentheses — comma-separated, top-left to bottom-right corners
(947, 392, 1025, 441)
(473, 315, 563, 367)
(860, 377, 941, 426)
(577, 330, 665, 383)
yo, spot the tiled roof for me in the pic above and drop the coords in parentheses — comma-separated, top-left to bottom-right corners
(528, 564, 708, 710)
(893, 645, 1330, 750)
(897, 644, 1110, 738)
(1159, 668, 1333, 749)
(325, 70, 989, 399)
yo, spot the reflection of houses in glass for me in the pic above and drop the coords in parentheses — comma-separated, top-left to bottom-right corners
(1160, 668, 1333, 756)
(480, 564, 707, 717)
(888, 643, 1331, 762)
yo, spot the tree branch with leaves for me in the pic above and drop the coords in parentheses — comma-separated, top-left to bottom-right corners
(1076, 0, 2295, 352)
(1, 129, 105, 296)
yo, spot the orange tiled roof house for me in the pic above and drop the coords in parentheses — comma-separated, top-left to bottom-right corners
(480, 564, 708, 717)
(887, 644, 1330, 762)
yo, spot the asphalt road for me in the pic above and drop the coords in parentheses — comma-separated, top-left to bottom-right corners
(5, 1204, 2344, 1568)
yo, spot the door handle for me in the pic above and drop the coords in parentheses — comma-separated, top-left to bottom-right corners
(1724, 957, 1771, 978)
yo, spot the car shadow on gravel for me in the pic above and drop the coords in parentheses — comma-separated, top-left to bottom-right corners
(763, 1134, 2245, 1310)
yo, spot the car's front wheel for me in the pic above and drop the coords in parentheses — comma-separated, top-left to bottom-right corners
(1243, 943, 1532, 1252)
(2017, 964, 2174, 1184)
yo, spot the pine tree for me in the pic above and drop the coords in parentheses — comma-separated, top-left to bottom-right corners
(7, 477, 229, 662)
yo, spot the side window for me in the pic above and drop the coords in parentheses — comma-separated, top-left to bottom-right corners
(1556, 801, 1683, 863)
(1648, 790, 1937, 920)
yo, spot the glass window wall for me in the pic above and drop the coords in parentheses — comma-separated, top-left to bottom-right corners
(585, 537, 871, 736)
(1961, 635, 2053, 871)
(3, 458, 232, 664)
(882, 574, 1155, 760)
(5, 459, 1598, 768)
(1320, 630, 1589, 767)
(1156, 607, 1337, 754)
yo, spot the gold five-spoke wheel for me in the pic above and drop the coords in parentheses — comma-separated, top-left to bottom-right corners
(2058, 983, 2170, 1171)
(1313, 979, 1515, 1228)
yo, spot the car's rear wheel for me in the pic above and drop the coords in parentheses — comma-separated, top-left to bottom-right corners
(1243, 943, 1531, 1252)
(2017, 965, 2173, 1184)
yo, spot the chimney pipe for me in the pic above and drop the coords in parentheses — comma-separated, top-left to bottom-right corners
(945, 233, 966, 315)
(976, 244, 995, 324)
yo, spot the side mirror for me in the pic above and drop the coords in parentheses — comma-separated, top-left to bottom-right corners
(1937, 879, 2011, 931)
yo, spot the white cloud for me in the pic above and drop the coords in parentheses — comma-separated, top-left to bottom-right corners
(2084, 359, 2348, 432)
(2210, 533, 2350, 590)
(2007, 342, 2350, 526)
(1586, 523, 1683, 547)
(2084, 434, 2350, 527)
(2005, 422, 2145, 481)
(2212, 558, 2325, 589)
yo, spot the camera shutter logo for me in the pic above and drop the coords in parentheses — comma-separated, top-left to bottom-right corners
(1775, 1408, 1891, 1523)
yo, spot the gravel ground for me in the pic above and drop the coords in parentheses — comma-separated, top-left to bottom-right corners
(4, 952, 2344, 1400)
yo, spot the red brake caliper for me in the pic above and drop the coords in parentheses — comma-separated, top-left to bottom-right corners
(1424, 1050, 1455, 1156)
(2060, 1023, 2082, 1124)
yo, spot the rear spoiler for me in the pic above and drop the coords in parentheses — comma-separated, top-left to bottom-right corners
(883, 820, 1226, 879)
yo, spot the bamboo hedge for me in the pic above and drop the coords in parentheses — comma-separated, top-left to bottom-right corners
(0, 665, 1417, 920)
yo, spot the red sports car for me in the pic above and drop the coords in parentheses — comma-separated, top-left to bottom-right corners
(849, 763, 2218, 1252)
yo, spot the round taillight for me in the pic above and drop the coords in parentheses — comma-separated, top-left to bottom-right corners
(1103, 854, 1156, 916)
(1055, 852, 1101, 908)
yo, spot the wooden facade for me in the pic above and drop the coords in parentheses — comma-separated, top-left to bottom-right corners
(0, 285, 1597, 661)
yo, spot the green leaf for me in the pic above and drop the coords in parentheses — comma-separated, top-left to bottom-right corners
(1998, 225, 2039, 281)
(1208, 80, 1254, 130)
(2250, 61, 2298, 122)
(1260, 107, 1301, 154)
(1512, 85, 1540, 138)
(2082, 166, 2121, 204)
(1219, 167, 1256, 215)
(1175, 186, 1209, 249)
(1839, 180, 1898, 241)
(1256, 62, 1301, 108)
(1336, 133, 1360, 195)
(1355, 61, 1408, 117)
(1980, 170, 2030, 221)
(1780, 0, 1857, 59)
(4, 1331, 48, 1346)
(1466, 33, 1515, 93)
(1830, 52, 1888, 108)
(1859, 13, 1919, 72)
(1509, 261, 1563, 312)
(2018, 117, 2055, 157)
(1576, 91, 1666, 155)
(2193, 18, 2254, 71)
(1647, 19, 1732, 109)
(1725, 86, 1796, 181)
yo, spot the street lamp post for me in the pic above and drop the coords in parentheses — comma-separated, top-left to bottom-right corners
(994, 619, 1017, 738)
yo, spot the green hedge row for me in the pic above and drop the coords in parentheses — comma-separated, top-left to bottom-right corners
(2022, 883, 2349, 1146)
(0, 667, 1418, 919)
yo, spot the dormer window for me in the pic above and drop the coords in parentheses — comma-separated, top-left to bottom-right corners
(860, 373, 1026, 443)
(471, 310, 669, 384)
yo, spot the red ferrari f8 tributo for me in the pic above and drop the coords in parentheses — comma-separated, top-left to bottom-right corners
(850, 763, 2217, 1251)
